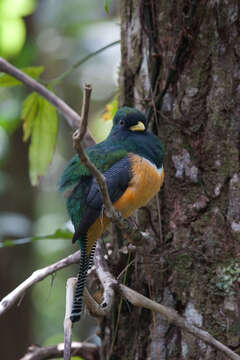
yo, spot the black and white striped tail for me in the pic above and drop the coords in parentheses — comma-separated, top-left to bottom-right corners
(70, 242, 96, 323)
(88, 243, 96, 272)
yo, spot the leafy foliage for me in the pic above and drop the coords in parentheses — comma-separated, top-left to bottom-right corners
(29, 96, 58, 185)
(0, 66, 44, 87)
(21, 92, 58, 185)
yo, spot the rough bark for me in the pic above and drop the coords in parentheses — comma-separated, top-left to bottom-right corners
(100, 0, 240, 359)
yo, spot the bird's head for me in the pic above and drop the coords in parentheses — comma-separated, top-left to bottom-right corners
(110, 107, 147, 136)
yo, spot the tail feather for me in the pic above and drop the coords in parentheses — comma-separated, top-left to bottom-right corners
(70, 241, 96, 323)
(88, 243, 96, 271)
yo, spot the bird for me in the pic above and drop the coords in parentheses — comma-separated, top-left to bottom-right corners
(59, 107, 164, 323)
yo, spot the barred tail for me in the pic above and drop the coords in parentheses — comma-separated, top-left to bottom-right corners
(88, 242, 96, 271)
(70, 241, 96, 323)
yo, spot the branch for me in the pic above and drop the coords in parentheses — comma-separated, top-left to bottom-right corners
(20, 342, 99, 360)
(0, 58, 81, 128)
(120, 285, 240, 360)
(73, 83, 92, 145)
(94, 241, 118, 314)
(0, 248, 105, 319)
(0, 251, 80, 316)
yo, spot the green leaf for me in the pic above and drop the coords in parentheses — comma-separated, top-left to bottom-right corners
(0, 66, 44, 87)
(0, 228, 73, 248)
(29, 95, 58, 185)
(21, 92, 39, 141)
(104, 0, 112, 13)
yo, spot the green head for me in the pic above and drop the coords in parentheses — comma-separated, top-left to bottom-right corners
(111, 107, 147, 135)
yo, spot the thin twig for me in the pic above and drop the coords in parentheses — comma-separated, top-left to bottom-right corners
(64, 278, 77, 360)
(0, 58, 81, 128)
(117, 259, 135, 280)
(73, 84, 92, 147)
(20, 342, 99, 360)
(47, 40, 120, 86)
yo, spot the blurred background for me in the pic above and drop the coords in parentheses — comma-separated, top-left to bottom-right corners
(0, 0, 120, 358)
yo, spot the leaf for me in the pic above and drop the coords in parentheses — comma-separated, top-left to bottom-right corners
(101, 97, 118, 121)
(0, 66, 44, 87)
(21, 92, 39, 141)
(89, 98, 118, 143)
(104, 0, 112, 13)
(29, 95, 58, 185)
(0, 228, 73, 248)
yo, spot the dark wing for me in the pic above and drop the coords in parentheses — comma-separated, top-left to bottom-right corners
(72, 155, 131, 243)
(59, 145, 127, 193)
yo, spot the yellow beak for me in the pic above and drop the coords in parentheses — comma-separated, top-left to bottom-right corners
(129, 121, 145, 131)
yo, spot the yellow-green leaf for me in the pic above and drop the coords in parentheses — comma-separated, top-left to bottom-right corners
(21, 92, 39, 141)
(29, 96, 58, 186)
(89, 98, 118, 143)
(0, 66, 44, 87)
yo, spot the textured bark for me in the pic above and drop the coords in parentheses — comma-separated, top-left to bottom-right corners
(100, 0, 240, 359)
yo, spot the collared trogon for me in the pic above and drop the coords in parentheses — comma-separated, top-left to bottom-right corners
(59, 107, 164, 322)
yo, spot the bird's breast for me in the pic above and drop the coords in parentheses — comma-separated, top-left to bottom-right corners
(114, 153, 164, 218)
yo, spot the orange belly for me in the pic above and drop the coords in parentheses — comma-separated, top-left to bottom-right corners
(86, 154, 164, 254)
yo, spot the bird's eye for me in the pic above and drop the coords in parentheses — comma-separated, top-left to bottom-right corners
(119, 119, 124, 126)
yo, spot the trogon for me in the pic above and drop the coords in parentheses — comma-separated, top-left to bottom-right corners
(59, 107, 164, 322)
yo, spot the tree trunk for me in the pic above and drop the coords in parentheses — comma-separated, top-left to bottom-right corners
(100, 0, 240, 359)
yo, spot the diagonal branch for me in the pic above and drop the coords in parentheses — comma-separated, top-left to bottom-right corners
(0, 251, 81, 316)
(0, 58, 81, 128)
(120, 285, 240, 360)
